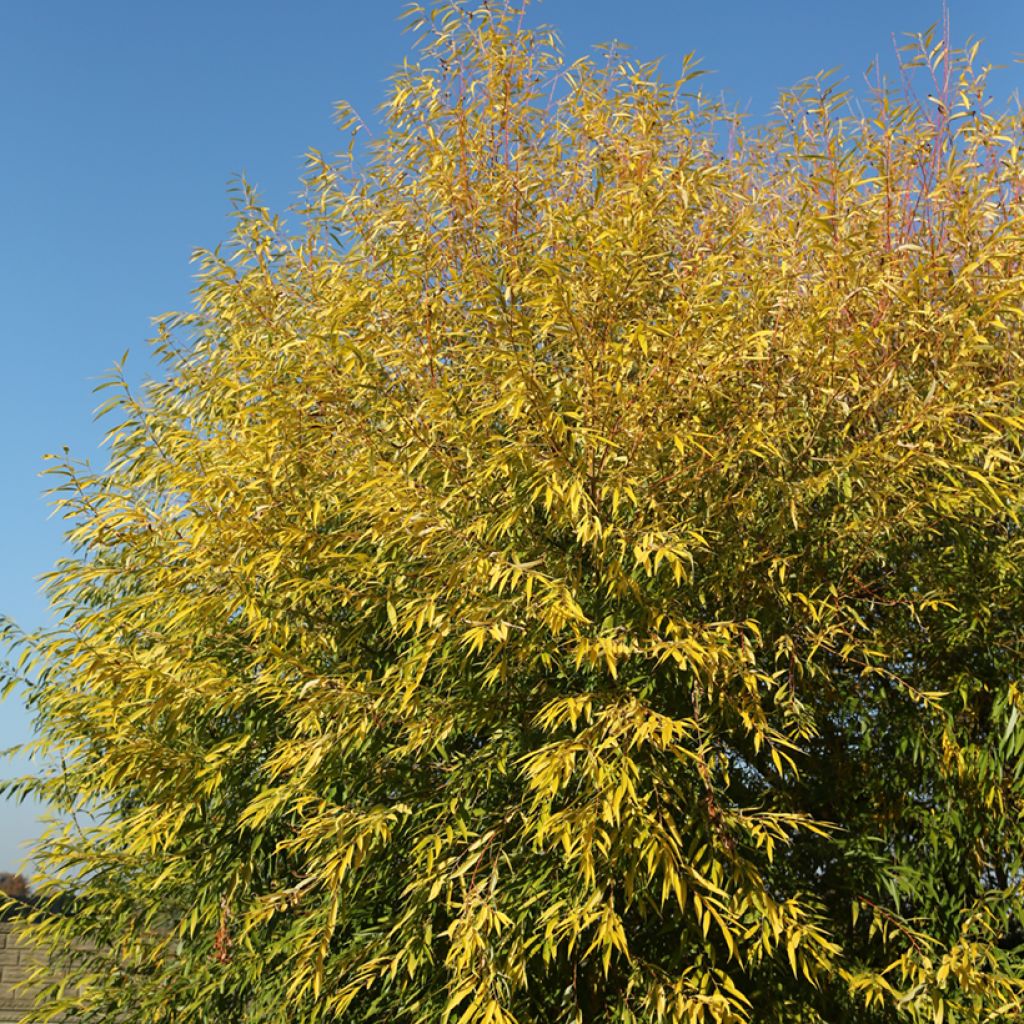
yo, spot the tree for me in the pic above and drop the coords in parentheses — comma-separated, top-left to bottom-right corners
(4, 3, 1024, 1021)
(0, 873, 30, 901)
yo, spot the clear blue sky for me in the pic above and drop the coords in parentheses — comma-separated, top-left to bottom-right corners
(2, 0, 1022, 872)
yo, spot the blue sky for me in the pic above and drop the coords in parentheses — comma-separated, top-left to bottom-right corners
(2, 0, 1022, 872)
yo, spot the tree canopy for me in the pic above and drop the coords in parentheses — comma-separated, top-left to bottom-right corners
(4, 3, 1024, 1021)
(0, 873, 30, 901)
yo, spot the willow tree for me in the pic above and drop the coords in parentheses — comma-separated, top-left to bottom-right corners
(4, 3, 1024, 1022)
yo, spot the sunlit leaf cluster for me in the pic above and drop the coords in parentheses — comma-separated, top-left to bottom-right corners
(4, 3, 1024, 1021)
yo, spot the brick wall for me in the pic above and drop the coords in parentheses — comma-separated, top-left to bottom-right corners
(0, 921, 64, 1024)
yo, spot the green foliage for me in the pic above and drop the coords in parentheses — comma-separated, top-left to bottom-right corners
(5, 3, 1024, 1021)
